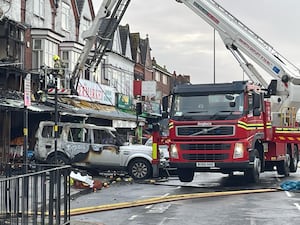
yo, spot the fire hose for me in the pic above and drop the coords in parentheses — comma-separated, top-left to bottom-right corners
(69, 188, 279, 216)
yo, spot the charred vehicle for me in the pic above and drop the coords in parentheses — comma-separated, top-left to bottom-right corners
(34, 121, 165, 180)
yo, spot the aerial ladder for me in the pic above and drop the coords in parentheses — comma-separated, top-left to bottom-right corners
(176, 0, 300, 118)
(70, 0, 131, 94)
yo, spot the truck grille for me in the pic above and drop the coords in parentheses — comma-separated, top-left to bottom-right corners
(180, 143, 231, 150)
(183, 153, 229, 160)
(180, 143, 231, 161)
(177, 126, 234, 136)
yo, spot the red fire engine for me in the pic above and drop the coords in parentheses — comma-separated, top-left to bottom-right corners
(152, 0, 300, 183)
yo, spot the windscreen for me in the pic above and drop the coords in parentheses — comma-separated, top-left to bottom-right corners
(170, 93, 244, 120)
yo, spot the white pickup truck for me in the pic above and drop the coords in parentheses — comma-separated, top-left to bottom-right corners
(34, 121, 167, 180)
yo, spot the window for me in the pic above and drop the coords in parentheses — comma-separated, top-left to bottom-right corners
(162, 74, 168, 85)
(68, 128, 88, 143)
(32, 39, 58, 70)
(155, 71, 160, 82)
(62, 51, 69, 71)
(62, 2, 70, 31)
(93, 129, 116, 145)
(33, 0, 45, 18)
(41, 125, 62, 138)
(45, 40, 58, 67)
(32, 39, 43, 70)
(81, 17, 91, 33)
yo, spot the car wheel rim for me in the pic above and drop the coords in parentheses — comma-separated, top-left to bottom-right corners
(132, 162, 147, 178)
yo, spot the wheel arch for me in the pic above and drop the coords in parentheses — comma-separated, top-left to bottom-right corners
(124, 153, 152, 167)
(47, 150, 70, 163)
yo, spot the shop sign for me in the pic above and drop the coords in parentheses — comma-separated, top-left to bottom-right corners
(77, 79, 115, 105)
(24, 73, 31, 106)
(117, 94, 132, 110)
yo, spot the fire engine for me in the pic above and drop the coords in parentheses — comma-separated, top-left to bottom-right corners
(152, 0, 300, 182)
(68, 0, 300, 182)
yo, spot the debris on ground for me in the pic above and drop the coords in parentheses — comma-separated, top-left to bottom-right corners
(70, 171, 102, 191)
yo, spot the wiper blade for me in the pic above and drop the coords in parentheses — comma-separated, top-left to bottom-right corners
(210, 110, 233, 119)
(183, 110, 208, 115)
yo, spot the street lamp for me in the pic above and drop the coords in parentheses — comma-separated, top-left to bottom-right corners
(52, 55, 62, 164)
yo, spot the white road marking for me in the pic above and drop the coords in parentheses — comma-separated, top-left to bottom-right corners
(145, 205, 153, 209)
(294, 203, 300, 211)
(157, 217, 168, 225)
(285, 191, 292, 198)
(128, 215, 138, 220)
(146, 203, 171, 214)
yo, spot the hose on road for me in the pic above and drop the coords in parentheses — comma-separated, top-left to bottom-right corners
(70, 188, 279, 216)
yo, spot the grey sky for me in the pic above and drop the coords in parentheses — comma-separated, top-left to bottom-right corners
(92, 0, 300, 84)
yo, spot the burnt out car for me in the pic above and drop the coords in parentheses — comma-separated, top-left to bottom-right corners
(34, 121, 163, 180)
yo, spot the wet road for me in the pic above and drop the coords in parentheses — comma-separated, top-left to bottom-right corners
(70, 171, 300, 225)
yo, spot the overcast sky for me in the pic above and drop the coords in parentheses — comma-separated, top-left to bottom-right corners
(92, 0, 300, 84)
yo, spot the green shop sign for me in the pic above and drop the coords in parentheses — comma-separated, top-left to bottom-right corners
(117, 94, 132, 110)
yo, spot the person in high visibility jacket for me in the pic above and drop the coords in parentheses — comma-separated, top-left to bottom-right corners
(52, 54, 65, 77)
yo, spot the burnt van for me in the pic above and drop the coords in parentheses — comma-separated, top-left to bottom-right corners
(34, 121, 164, 180)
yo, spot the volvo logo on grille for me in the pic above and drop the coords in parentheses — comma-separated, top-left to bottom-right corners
(203, 128, 208, 134)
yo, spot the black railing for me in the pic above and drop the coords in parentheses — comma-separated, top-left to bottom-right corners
(0, 164, 71, 225)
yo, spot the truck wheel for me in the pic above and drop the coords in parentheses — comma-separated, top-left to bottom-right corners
(244, 149, 261, 183)
(128, 158, 152, 180)
(48, 154, 70, 165)
(277, 154, 290, 177)
(177, 168, 194, 182)
(289, 146, 299, 173)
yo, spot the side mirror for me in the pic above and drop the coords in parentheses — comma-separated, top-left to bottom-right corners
(253, 93, 261, 109)
(253, 93, 261, 116)
(162, 96, 169, 117)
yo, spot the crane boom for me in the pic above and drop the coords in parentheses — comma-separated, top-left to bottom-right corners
(178, 0, 300, 85)
(71, 0, 131, 94)
(177, 0, 300, 112)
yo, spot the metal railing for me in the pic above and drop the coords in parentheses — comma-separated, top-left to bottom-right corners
(0, 164, 71, 225)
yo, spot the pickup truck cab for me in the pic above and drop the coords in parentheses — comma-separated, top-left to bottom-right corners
(34, 121, 163, 180)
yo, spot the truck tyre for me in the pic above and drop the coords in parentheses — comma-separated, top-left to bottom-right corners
(277, 154, 290, 177)
(244, 149, 261, 183)
(177, 168, 194, 182)
(289, 146, 299, 173)
(128, 158, 152, 180)
(48, 154, 70, 165)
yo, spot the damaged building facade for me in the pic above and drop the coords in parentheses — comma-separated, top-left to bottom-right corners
(0, 0, 189, 168)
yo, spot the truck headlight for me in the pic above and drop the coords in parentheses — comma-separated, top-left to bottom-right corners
(170, 144, 179, 159)
(233, 142, 244, 159)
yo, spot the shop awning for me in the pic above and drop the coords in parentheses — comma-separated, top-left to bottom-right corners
(53, 98, 145, 122)
(0, 99, 54, 112)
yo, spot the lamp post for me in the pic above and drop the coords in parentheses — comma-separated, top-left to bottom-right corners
(54, 74, 58, 164)
(52, 54, 61, 164)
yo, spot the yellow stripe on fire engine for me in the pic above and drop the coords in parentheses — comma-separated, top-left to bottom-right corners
(237, 121, 270, 130)
(275, 127, 300, 133)
(152, 143, 158, 160)
(169, 121, 174, 129)
(277, 136, 300, 141)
